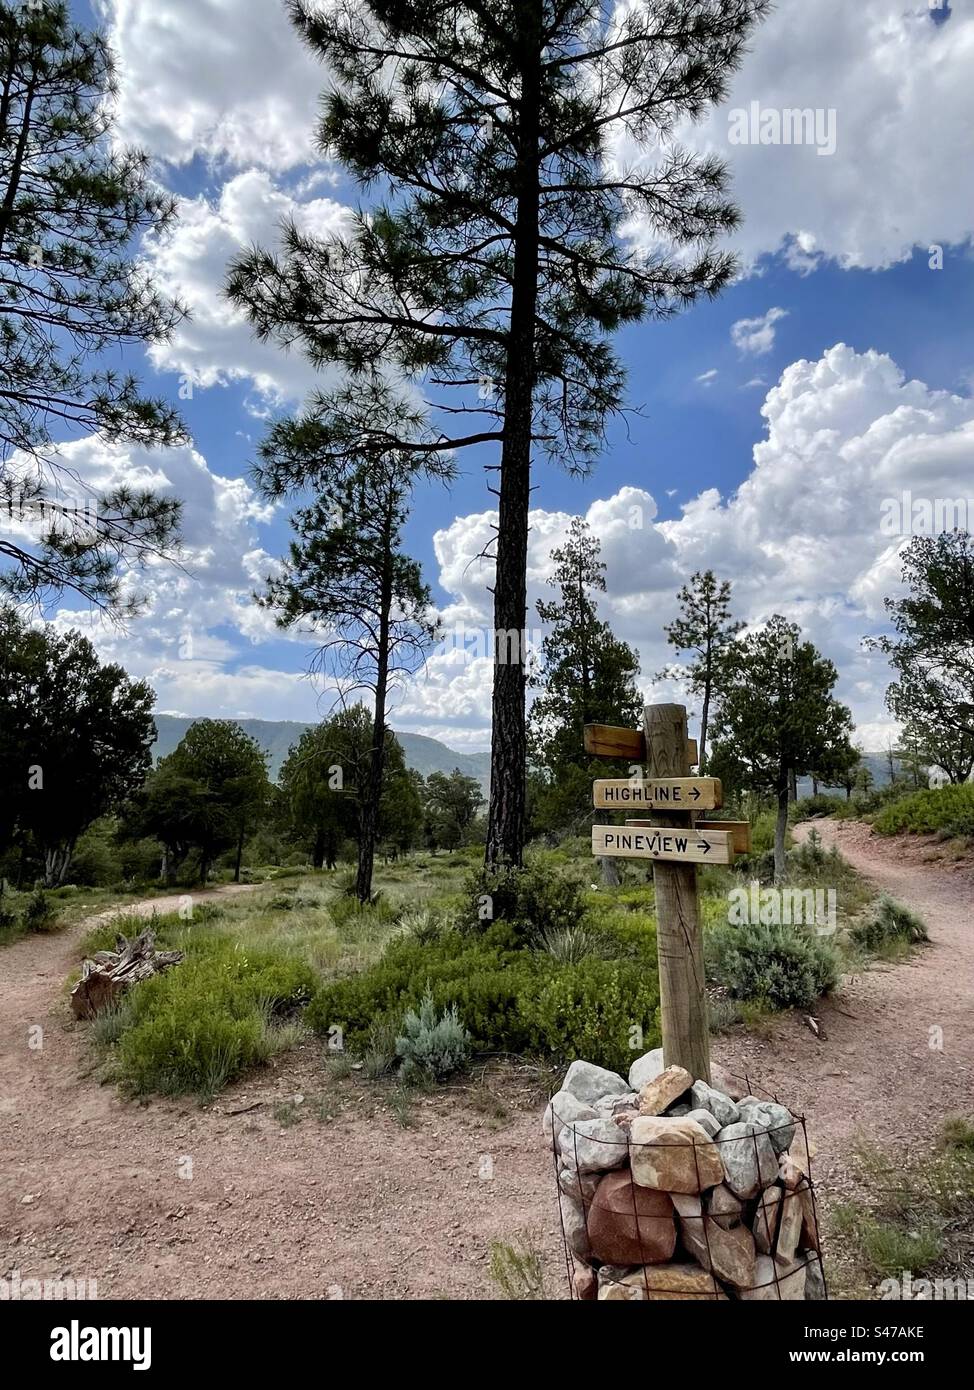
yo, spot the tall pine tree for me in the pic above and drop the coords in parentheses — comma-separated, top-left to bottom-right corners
(528, 517, 641, 831)
(257, 427, 443, 902)
(0, 1, 186, 612)
(227, 0, 770, 870)
(659, 570, 741, 774)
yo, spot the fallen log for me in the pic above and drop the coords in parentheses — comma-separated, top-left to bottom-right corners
(71, 927, 184, 1019)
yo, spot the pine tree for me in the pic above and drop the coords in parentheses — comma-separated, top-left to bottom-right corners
(870, 531, 974, 785)
(528, 517, 641, 830)
(227, 0, 771, 870)
(0, 1, 186, 611)
(709, 617, 855, 882)
(257, 442, 440, 901)
(659, 570, 741, 773)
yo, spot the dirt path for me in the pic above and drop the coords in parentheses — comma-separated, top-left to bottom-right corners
(0, 887, 562, 1301)
(2, 827, 972, 1301)
(718, 819, 974, 1195)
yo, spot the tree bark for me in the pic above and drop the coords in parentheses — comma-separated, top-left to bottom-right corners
(774, 771, 789, 883)
(233, 824, 244, 883)
(356, 497, 394, 903)
(312, 828, 325, 871)
(645, 704, 710, 1084)
(485, 0, 542, 872)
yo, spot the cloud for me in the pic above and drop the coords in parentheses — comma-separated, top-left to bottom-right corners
(731, 307, 788, 357)
(619, 0, 974, 271)
(696, 369, 719, 385)
(97, 0, 324, 169)
(142, 170, 351, 404)
(409, 345, 974, 750)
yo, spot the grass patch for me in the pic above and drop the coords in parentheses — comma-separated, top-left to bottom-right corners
(830, 1120, 974, 1294)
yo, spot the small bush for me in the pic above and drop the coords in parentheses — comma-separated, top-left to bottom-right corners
(22, 889, 60, 934)
(521, 957, 660, 1075)
(460, 861, 585, 943)
(112, 944, 317, 1096)
(708, 921, 840, 1011)
(395, 986, 471, 1081)
(873, 783, 974, 839)
(850, 895, 928, 951)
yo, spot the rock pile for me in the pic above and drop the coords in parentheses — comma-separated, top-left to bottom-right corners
(544, 1051, 825, 1301)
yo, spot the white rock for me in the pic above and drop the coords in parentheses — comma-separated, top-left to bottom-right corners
(685, 1108, 721, 1139)
(557, 1117, 630, 1174)
(559, 1192, 591, 1259)
(690, 1080, 740, 1128)
(717, 1122, 780, 1199)
(739, 1099, 796, 1155)
(628, 1048, 665, 1092)
(558, 1165, 601, 1203)
(543, 1090, 597, 1140)
(561, 1060, 629, 1105)
(739, 1254, 808, 1301)
(594, 1092, 639, 1116)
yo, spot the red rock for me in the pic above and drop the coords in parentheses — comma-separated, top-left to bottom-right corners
(573, 1264, 597, 1300)
(587, 1170, 677, 1265)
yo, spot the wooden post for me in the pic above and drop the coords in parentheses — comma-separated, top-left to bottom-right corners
(644, 703, 711, 1084)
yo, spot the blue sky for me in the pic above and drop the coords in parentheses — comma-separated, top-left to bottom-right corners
(41, 0, 974, 752)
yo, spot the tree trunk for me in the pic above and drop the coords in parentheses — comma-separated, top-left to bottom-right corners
(698, 682, 711, 777)
(774, 772, 789, 884)
(645, 704, 710, 1084)
(788, 768, 798, 802)
(43, 843, 73, 888)
(312, 828, 325, 871)
(356, 501, 394, 903)
(233, 823, 245, 883)
(485, 1, 542, 872)
(599, 855, 621, 888)
(812, 776, 819, 796)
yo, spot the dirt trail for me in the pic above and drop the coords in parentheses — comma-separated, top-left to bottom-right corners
(2, 825, 972, 1300)
(0, 886, 561, 1301)
(720, 819, 974, 1192)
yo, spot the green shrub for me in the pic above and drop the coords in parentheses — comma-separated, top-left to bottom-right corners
(791, 794, 845, 822)
(112, 943, 317, 1096)
(396, 986, 471, 1081)
(22, 889, 59, 934)
(850, 894, 928, 951)
(460, 861, 585, 943)
(521, 958, 660, 1075)
(307, 924, 543, 1056)
(873, 784, 974, 839)
(708, 921, 840, 1011)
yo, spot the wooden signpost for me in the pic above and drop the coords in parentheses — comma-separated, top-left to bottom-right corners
(593, 776, 722, 811)
(586, 706, 729, 1085)
(592, 824, 734, 864)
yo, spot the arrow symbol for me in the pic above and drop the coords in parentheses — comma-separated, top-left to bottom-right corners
(697, 840, 712, 854)
(690, 786, 701, 800)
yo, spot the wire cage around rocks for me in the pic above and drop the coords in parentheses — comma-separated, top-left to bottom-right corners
(546, 1052, 826, 1302)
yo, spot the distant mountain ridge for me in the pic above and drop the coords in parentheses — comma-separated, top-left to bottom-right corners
(150, 714, 491, 790)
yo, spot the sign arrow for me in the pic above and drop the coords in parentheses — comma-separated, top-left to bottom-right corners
(690, 786, 701, 801)
(697, 839, 712, 854)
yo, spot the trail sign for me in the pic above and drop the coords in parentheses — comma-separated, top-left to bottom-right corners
(586, 705, 712, 1082)
(584, 724, 699, 766)
(593, 824, 734, 865)
(594, 776, 722, 811)
(697, 819, 752, 854)
(626, 818, 751, 854)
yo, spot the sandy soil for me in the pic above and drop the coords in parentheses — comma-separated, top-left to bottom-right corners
(0, 886, 563, 1301)
(719, 819, 974, 1194)
(1, 824, 971, 1300)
